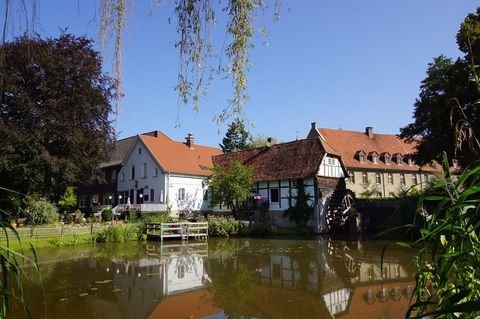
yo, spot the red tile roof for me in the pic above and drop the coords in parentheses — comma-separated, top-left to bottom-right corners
(139, 131, 222, 176)
(315, 128, 438, 172)
(212, 138, 326, 182)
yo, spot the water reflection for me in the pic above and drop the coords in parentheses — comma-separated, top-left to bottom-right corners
(20, 238, 416, 319)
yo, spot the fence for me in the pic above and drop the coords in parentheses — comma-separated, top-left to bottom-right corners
(0, 224, 110, 240)
(146, 222, 208, 241)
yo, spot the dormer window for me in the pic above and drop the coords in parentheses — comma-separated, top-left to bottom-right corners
(452, 159, 459, 169)
(393, 153, 403, 165)
(369, 151, 379, 164)
(356, 150, 366, 163)
(381, 152, 391, 164)
(408, 157, 414, 166)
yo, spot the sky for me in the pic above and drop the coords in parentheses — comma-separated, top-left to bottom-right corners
(3, 1, 478, 147)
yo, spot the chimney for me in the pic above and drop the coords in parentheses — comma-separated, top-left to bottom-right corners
(185, 133, 195, 149)
(267, 137, 273, 148)
(365, 127, 374, 139)
(311, 122, 317, 130)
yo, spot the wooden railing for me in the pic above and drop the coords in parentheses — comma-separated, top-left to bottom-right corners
(146, 222, 208, 242)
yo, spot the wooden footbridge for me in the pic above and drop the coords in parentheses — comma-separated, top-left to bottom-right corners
(146, 222, 208, 241)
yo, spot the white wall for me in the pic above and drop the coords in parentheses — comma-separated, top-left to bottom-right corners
(254, 177, 316, 211)
(167, 174, 210, 213)
(117, 139, 167, 204)
(318, 155, 345, 178)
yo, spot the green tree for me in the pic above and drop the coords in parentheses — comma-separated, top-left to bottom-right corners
(0, 33, 116, 201)
(209, 161, 254, 219)
(24, 196, 59, 225)
(247, 134, 278, 148)
(400, 9, 480, 167)
(219, 119, 252, 153)
(57, 187, 77, 213)
(286, 179, 313, 228)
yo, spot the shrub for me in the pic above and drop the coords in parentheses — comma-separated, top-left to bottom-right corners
(127, 210, 138, 223)
(24, 197, 58, 225)
(65, 214, 73, 224)
(101, 209, 113, 221)
(208, 217, 240, 237)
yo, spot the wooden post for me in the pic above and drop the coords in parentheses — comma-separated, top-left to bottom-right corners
(61, 224, 65, 237)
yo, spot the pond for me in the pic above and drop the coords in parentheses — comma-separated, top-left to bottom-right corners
(16, 237, 416, 319)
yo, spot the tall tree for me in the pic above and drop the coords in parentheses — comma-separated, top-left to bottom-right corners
(400, 8, 480, 167)
(219, 119, 252, 153)
(209, 161, 254, 219)
(0, 33, 116, 200)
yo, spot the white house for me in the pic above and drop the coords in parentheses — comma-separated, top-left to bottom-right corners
(116, 130, 221, 216)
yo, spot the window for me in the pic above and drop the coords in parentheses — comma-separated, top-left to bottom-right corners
(142, 163, 147, 178)
(349, 172, 355, 184)
(396, 155, 403, 165)
(120, 172, 125, 182)
(79, 195, 87, 208)
(408, 158, 414, 166)
(423, 174, 429, 183)
(400, 173, 406, 185)
(359, 154, 365, 163)
(375, 173, 381, 184)
(362, 172, 368, 184)
(154, 168, 159, 177)
(452, 159, 459, 169)
(412, 174, 417, 185)
(372, 155, 379, 164)
(130, 166, 135, 179)
(111, 169, 117, 182)
(327, 157, 334, 165)
(150, 189, 155, 202)
(387, 173, 393, 184)
(292, 180, 297, 188)
(178, 188, 185, 201)
(178, 266, 185, 279)
(137, 147, 142, 154)
(270, 188, 279, 203)
(384, 155, 391, 164)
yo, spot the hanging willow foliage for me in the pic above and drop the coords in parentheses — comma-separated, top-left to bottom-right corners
(98, 0, 281, 121)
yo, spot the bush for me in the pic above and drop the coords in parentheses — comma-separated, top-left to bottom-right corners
(25, 197, 58, 225)
(65, 214, 73, 224)
(208, 217, 240, 237)
(101, 209, 113, 221)
(127, 210, 138, 223)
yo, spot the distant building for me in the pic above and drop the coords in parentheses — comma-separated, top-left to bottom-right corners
(307, 123, 439, 198)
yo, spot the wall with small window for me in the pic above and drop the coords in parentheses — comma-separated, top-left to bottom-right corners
(117, 139, 166, 205)
(253, 178, 315, 211)
(318, 155, 345, 178)
(168, 174, 210, 213)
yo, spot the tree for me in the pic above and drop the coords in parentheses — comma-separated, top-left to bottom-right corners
(400, 9, 480, 167)
(247, 134, 278, 148)
(209, 160, 254, 219)
(0, 33, 116, 200)
(58, 187, 77, 213)
(219, 119, 252, 153)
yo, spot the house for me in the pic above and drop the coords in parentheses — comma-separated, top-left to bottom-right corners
(212, 137, 349, 232)
(77, 136, 136, 213)
(307, 123, 439, 198)
(115, 130, 222, 216)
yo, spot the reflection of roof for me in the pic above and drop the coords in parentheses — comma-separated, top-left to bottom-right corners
(99, 136, 136, 168)
(147, 289, 221, 319)
(140, 131, 222, 176)
(315, 128, 438, 172)
(336, 281, 415, 319)
(212, 138, 326, 182)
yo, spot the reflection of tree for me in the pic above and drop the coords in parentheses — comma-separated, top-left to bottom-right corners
(209, 259, 258, 318)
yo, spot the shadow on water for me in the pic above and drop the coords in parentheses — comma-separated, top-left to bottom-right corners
(18, 238, 416, 319)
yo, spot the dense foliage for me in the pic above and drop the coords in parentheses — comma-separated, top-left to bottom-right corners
(209, 161, 254, 219)
(0, 33, 116, 201)
(404, 160, 480, 318)
(219, 119, 252, 153)
(400, 8, 480, 167)
(24, 197, 59, 225)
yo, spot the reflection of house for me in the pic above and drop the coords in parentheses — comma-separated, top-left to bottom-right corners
(212, 138, 348, 231)
(307, 123, 439, 198)
(116, 131, 221, 215)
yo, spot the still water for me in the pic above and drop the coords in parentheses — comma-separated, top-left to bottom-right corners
(18, 238, 416, 319)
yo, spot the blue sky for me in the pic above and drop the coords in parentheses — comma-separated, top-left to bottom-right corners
(4, 1, 478, 147)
